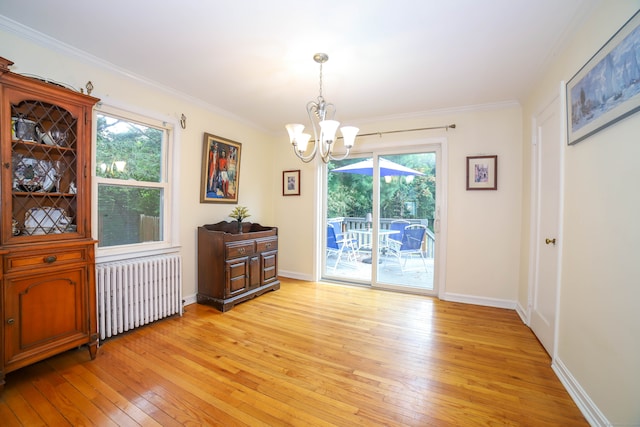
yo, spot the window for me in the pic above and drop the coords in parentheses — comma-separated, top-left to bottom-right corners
(95, 107, 172, 250)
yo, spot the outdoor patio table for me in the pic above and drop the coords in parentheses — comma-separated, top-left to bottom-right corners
(349, 229, 399, 263)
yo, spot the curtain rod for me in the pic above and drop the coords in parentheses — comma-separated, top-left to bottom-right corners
(358, 124, 456, 138)
(337, 124, 456, 139)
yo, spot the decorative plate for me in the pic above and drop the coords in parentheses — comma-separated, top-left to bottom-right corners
(13, 157, 55, 192)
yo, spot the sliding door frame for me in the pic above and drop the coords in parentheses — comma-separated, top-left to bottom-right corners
(319, 136, 448, 299)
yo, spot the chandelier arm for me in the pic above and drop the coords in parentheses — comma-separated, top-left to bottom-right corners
(306, 100, 321, 153)
(293, 145, 318, 163)
(318, 139, 333, 160)
(325, 147, 351, 163)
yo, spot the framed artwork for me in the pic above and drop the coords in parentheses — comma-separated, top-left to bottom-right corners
(200, 132, 242, 203)
(282, 170, 300, 196)
(466, 155, 497, 191)
(567, 10, 640, 145)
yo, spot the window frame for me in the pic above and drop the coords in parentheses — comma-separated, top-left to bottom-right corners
(93, 104, 179, 261)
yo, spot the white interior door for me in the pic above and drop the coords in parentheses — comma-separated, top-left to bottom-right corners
(530, 92, 563, 357)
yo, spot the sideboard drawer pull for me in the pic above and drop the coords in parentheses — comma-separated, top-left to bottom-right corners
(44, 255, 57, 264)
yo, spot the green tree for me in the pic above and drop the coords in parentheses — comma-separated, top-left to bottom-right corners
(327, 153, 436, 230)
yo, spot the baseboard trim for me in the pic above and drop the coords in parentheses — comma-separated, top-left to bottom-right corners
(552, 357, 610, 426)
(278, 270, 314, 282)
(183, 293, 197, 306)
(515, 301, 529, 325)
(441, 292, 516, 310)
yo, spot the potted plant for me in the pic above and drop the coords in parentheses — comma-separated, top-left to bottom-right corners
(229, 206, 251, 233)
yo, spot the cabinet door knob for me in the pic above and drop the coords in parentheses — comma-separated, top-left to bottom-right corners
(7, 318, 15, 325)
(44, 255, 57, 263)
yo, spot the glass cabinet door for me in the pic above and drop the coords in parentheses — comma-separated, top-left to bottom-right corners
(6, 97, 81, 241)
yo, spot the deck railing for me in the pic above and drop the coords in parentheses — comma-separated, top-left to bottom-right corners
(329, 217, 435, 258)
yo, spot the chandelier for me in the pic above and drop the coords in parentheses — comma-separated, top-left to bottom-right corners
(286, 53, 359, 163)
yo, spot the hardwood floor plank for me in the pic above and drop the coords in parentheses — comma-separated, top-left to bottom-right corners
(1, 384, 46, 426)
(1, 278, 587, 426)
(0, 399, 22, 427)
(46, 358, 157, 427)
(14, 374, 72, 426)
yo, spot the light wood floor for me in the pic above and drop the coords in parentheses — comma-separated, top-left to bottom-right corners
(1, 278, 587, 426)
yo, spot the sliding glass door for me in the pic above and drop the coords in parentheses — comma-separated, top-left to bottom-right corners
(324, 154, 373, 285)
(323, 147, 440, 295)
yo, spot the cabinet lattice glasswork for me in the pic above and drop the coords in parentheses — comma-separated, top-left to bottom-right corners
(10, 100, 80, 237)
(0, 57, 99, 391)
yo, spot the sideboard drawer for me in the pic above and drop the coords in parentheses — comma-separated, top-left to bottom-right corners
(226, 242, 255, 259)
(5, 248, 88, 273)
(256, 237, 278, 253)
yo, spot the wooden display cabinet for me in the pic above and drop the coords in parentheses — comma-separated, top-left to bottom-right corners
(197, 221, 279, 312)
(0, 57, 100, 391)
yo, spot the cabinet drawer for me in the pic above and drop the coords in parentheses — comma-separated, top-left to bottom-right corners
(226, 242, 255, 259)
(256, 238, 277, 253)
(5, 248, 88, 273)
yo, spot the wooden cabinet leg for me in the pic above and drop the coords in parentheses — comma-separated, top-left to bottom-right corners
(88, 341, 98, 360)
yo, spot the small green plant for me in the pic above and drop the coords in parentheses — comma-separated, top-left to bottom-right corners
(229, 206, 251, 222)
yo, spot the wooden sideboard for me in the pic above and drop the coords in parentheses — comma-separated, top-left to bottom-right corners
(197, 221, 279, 312)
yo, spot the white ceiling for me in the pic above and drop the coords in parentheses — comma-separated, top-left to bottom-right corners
(0, 0, 599, 133)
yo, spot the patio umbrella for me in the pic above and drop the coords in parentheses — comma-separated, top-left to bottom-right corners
(331, 158, 424, 177)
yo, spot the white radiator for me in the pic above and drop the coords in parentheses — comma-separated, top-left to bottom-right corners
(96, 254, 183, 340)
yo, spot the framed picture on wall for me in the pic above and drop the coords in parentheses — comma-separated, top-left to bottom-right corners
(200, 133, 242, 203)
(566, 10, 640, 145)
(282, 170, 300, 196)
(466, 155, 497, 190)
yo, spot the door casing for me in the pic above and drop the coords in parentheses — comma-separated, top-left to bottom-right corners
(528, 85, 565, 357)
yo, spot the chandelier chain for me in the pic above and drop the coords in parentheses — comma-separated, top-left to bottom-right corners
(318, 61, 323, 99)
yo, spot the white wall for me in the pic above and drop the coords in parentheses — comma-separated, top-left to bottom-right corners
(521, 1, 640, 425)
(273, 104, 523, 306)
(0, 27, 278, 299)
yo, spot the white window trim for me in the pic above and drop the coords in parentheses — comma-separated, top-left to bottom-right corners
(92, 103, 181, 262)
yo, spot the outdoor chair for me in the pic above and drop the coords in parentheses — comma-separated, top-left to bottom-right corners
(327, 223, 358, 271)
(328, 219, 344, 240)
(386, 224, 428, 272)
(387, 219, 411, 246)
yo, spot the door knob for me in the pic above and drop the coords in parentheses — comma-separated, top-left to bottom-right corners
(545, 238, 556, 245)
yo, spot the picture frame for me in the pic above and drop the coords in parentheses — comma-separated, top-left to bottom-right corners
(282, 170, 300, 196)
(466, 155, 497, 191)
(200, 132, 242, 203)
(566, 10, 640, 145)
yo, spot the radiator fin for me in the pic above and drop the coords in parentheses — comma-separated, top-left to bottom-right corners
(96, 254, 183, 340)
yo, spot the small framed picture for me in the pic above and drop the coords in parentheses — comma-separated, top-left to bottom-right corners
(282, 170, 300, 196)
(466, 155, 497, 190)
